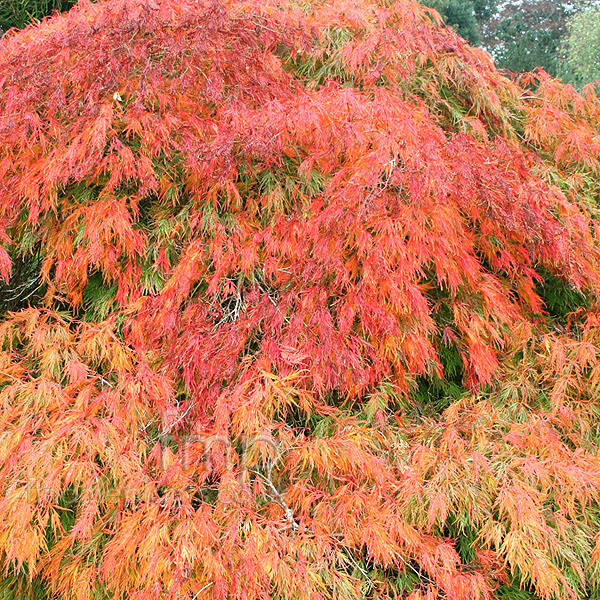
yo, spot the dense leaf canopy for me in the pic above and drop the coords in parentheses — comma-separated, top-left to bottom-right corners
(1, 0, 600, 599)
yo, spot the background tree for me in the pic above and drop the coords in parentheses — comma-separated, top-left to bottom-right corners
(426, 0, 599, 78)
(423, 0, 497, 45)
(1, 1, 600, 599)
(560, 3, 600, 87)
(481, 0, 570, 75)
(479, 0, 600, 77)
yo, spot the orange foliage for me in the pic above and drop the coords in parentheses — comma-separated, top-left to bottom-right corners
(0, 0, 599, 598)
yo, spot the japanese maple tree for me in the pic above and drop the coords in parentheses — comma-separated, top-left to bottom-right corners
(0, 0, 600, 599)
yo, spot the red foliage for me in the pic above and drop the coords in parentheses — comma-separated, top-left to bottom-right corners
(0, 0, 599, 598)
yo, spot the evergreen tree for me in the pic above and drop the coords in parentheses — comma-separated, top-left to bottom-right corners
(424, 0, 497, 45)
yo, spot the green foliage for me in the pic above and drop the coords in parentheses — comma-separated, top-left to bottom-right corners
(0, 249, 44, 313)
(479, 1, 577, 76)
(424, 0, 497, 45)
(496, 581, 537, 600)
(426, 0, 600, 80)
(0, 0, 77, 33)
(560, 4, 600, 87)
(443, 0, 482, 45)
(536, 268, 590, 324)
